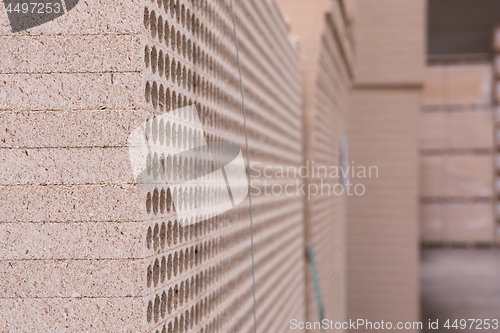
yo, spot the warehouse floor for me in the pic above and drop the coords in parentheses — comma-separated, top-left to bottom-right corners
(421, 248, 500, 332)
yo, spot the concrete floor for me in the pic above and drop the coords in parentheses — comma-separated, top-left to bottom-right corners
(421, 248, 500, 332)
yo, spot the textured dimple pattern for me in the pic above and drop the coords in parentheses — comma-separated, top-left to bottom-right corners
(141, 0, 305, 332)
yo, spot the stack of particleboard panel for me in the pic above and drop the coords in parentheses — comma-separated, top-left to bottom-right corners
(494, 26, 500, 244)
(277, 0, 354, 330)
(347, 0, 424, 331)
(420, 62, 494, 245)
(0, 0, 306, 331)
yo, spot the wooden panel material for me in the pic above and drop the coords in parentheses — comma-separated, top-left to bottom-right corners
(447, 203, 493, 243)
(354, 0, 425, 85)
(420, 112, 445, 150)
(276, 0, 353, 328)
(495, 106, 500, 125)
(421, 155, 492, 198)
(421, 156, 443, 197)
(423, 64, 492, 107)
(495, 154, 500, 172)
(495, 55, 500, 78)
(421, 204, 443, 242)
(494, 178, 500, 194)
(348, 0, 423, 328)
(421, 203, 494, 243)
(450, 111, 493, 150)
(423, 66, 445, 107)
(448, 64, 492, 106)
(496, 82, 500, 105)
(446, 156, 492, 197)
(348, 89, 420, 330)
(420, 110, 495, 150)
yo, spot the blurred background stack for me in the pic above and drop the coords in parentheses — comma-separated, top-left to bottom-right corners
(494, 26, 500, 244)
(276, 0, 354, 329)
(420, 2, 500, 332)
(420, 0, 500, 246)
(420, 62, 494, 245)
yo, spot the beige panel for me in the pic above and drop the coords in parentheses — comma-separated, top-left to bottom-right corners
(496, 23, 500, 239)
(446, 156, 492, 197)
(421, 203, 494, 243)
(495, 106, 500, 124)
(421, 156, 443, 197)
(421, 155, 492, 198)
(450, 111, 493, 149)
(277, 0, 352, 328)
(496, 82, 500, 105)
(494, 178, 500, 194)
(421, 204, 443, 242)
(420, 112, 445, 150)
(0, 298, 144, 332)
(0, 222, 146, 260)
(495, 55, 500, 79)
(0, 147, 133, 185)
(448, 64, 493, 106)
(354, 0, 425, 85)
(423, 64, 492, 107)
(447, 203, 494, 243)
(348, 89, 420, 331)
(0, 35, 141, 73)
(495, 154, 500, 172)
(3, 73, 142, 111)
(494, 202, 500, 218)
(275, 0, 332, 112)
(0, 110, 145, 148)
(423, 66, 445, 107)
(342, 0, 357, 27)
(0, 259, 145, 297)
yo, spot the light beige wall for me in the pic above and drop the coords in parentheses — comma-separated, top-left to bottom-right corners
(353, 0, 425, 86)
(493, 26, 500, 244)
(347, 0, 424, 330)
(348, 89, 420, 330)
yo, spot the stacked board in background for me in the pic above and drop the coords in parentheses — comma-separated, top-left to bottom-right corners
(277, 0, 355, 330)
(347, 0, 424, 331)
(420, 62, 495, 245)
(494, 26, 500, 244)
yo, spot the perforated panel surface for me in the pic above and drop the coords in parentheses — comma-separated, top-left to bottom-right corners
(139, 0, 305, 331)
(0, 0, 305, 331)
